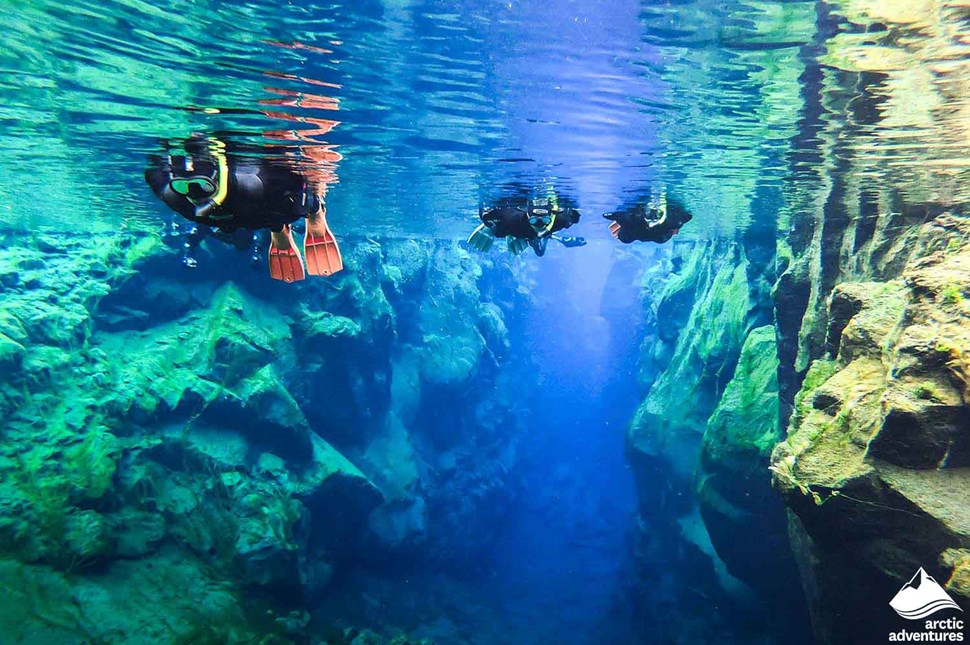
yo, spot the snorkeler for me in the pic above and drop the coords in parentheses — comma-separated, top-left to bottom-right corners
(467, 190, 586, 257)
(603, 190, 693, 244)
(145, 135, 342, 282)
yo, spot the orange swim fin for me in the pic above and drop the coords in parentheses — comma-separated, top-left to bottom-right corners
(268, 226, 306, 283)
(304, 215, 344, 277)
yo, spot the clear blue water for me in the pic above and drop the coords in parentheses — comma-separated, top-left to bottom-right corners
(2, 1, 969, 643)
(0, 0, 835, 238)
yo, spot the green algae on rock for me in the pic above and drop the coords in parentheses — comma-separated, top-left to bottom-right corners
(771, 213, 970, 640)
(0, 228, 521, 641)
(629, 241, 757, 477)
(697, 326, 797, 596)
(0, 549, 301, 644)
(626, 230, 809, 643)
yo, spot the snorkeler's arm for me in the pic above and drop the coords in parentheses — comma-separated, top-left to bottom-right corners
(552, 235, 586, 248)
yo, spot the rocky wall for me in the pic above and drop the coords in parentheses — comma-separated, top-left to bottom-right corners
(627, 2, 970, 642)
(626, 236, 809, 643)
(766, 2, 970, 642)
(0, 229, 522, 643)
(771, 213, 970, 643)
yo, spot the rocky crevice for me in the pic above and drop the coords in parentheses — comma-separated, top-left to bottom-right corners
(626, 236, 810, 643)
(0, 231, 522, 643)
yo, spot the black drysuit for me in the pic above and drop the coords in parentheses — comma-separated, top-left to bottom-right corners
(145, 155, 318, 233)
(480, 200, 581, 239)
(606, 199, 692, 244)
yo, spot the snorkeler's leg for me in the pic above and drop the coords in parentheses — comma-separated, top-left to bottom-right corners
(183, 223, 211, 268)
(304, 207, 343, 277)
(467, 223, 495, 252)
(507, 237, 529, 256)
(268, 225, 306, 283)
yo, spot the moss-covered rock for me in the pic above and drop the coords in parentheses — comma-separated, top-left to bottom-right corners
(0, 550, 295, 643)
(0, 228, 517, 639)
(942, 548, 970, 602)
(771, 213, 970, 639)
(629, 241, 755, 478)
(697, 326, 801, 598)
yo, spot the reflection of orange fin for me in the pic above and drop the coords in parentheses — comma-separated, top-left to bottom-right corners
(269, 229, 306, 283)
(609, 221, 621, 239)
(304, 223, 343, 277)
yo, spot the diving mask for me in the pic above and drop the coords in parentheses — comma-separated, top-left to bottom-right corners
(170, 175, 218, 205)
(527, 202, 558, 235)
(167, 137, 230, 212)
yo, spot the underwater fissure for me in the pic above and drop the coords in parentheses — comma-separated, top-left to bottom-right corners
(2, 0, 970, 643)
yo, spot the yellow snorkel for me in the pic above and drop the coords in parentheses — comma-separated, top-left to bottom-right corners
(207, 137, 229, 208)
(529, 189, 559, 237)
(187, 137, 231, 221)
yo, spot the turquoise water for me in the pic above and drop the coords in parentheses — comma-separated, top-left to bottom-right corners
(2, 0, 823, 238)
(1, 1, 969, 644)
(4, 0, 965, 236)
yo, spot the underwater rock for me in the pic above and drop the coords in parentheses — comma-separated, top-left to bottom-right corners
(0, 549, 295, 643)
(0, 332, 26, 423)
(871, 395, 970, 469)
(0, 332, 25, 371)
(381, 239, 432, 293)
(132, 420, 382, 597)
(107, 508, 167, 558)
(232, 491, 305, 596)
(63, 510, 112, 563)
(942, 549, 970, 599)
(0, 233, 163, 345)
(339, 627, 434, 645)
(771, 213, 970, 640)
(0, 229, 519, 638)
(697, 325, 802, 601)
(626, 238, 812, 643)
(348, 240, 520, 559)
(413, 245, 489, 387)
(629, 241, 756, 479)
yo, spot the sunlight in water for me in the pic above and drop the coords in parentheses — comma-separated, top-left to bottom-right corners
(2, 0, 965, 239)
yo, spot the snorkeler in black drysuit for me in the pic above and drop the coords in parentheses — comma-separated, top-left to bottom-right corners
(145, 134, 342, 282)
(603, 191, 692, 244)
(467, 189, 586, 257)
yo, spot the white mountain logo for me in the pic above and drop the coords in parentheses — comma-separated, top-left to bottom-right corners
(890, 567, 963, 620)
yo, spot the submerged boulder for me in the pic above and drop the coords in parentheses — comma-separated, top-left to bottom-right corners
(771, 214, 970, 641)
